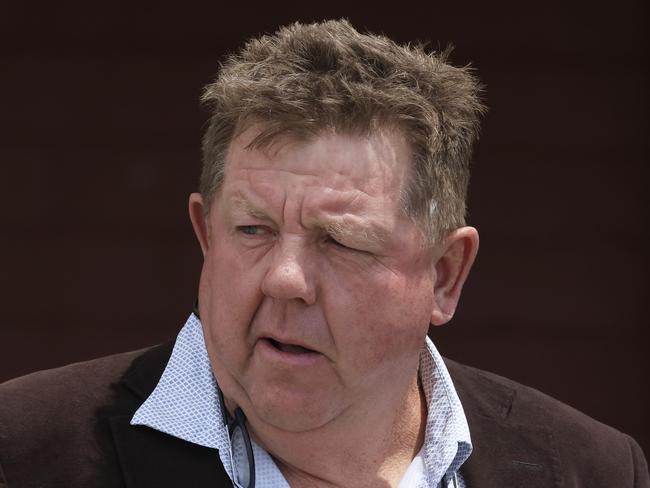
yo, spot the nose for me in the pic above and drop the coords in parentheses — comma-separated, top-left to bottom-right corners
(260, 236, 317, 305)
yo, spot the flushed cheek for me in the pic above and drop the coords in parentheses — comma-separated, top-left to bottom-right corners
(357, 317, 425, 368)
(323, 325, 396, 385)
(333, 279, 432, 370)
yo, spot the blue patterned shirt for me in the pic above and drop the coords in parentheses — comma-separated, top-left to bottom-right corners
(132, 314, 472, 487)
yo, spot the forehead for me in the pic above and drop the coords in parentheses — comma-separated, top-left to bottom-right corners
(222, 126, 413, 201)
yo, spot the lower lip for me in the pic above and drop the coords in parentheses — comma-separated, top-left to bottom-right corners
(257, 338, 325, 367)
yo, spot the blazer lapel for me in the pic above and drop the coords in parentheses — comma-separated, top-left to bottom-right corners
(446, 359, 562, 488)
(105, 342, 233, 487)
(109, 414, 231, 487)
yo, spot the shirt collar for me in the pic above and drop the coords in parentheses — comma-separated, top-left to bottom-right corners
(419, 336, 473, 483)
(132, 314, 472, 486)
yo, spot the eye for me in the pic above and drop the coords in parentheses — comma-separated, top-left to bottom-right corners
(237, 225, 271, 236)
(325, 235, 351, 250)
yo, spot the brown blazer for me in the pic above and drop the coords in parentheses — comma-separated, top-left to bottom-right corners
(0, 341, 648, 487)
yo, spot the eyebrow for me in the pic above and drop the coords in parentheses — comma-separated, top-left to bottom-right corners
(229, 195, 272, 220)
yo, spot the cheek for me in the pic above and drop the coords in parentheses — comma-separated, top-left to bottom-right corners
(325, 266, 433, 367)
(198, 242, 265, 350)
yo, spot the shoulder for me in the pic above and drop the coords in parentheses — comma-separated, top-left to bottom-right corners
(0, 346, 164, 427)
(0, 343, 173, 488)
(1, 348, 146, 407)
(445, 359, 649, 487)
(445, 357, 630, 441)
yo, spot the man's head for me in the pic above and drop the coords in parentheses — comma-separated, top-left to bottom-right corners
(189, 20, 484, 435)
(199, 19, 485, 243)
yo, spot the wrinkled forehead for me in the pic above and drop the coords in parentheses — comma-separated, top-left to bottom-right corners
(223, 124, 414, 195)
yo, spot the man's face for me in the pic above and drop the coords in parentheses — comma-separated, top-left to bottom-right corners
(194, 127, 437, 432)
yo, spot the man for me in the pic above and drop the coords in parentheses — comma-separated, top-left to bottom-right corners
(0, 19, 647, 488)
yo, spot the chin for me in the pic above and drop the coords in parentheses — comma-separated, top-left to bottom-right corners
(247, 384, 341, 433)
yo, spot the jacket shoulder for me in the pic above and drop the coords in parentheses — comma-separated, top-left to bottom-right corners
(2, 348, 145, 401)
(0, 347, 162, 425)
(445, 359, 649, 487)
(0, 344, 173, 488)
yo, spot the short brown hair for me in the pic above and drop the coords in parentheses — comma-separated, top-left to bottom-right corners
(200, 19, 486, 242)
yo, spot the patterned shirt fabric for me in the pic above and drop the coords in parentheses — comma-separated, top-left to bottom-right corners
(132, 314, 472, 487)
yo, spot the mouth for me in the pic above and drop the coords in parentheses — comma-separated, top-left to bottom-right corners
(257, 336, 325, 366)
(266, 338, 316, 355)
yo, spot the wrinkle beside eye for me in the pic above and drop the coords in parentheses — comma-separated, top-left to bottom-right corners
(369, 254, 401, 278)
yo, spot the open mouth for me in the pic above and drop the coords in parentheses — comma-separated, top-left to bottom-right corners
(267, 338, 315, 355)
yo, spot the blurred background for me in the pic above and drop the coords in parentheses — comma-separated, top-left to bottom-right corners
(1, 1, 647, 453)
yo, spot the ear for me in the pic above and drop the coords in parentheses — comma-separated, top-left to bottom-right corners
(188, 192, 210, 256)
(430, 226, 479, 326)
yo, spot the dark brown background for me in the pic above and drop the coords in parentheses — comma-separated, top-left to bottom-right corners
(1, 2, 648, 454)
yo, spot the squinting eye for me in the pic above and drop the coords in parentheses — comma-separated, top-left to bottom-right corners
(325, 235, 369, 255)
(326, 235, 349, 249)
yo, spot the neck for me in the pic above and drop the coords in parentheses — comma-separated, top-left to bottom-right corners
(243, 371, 427, 488)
